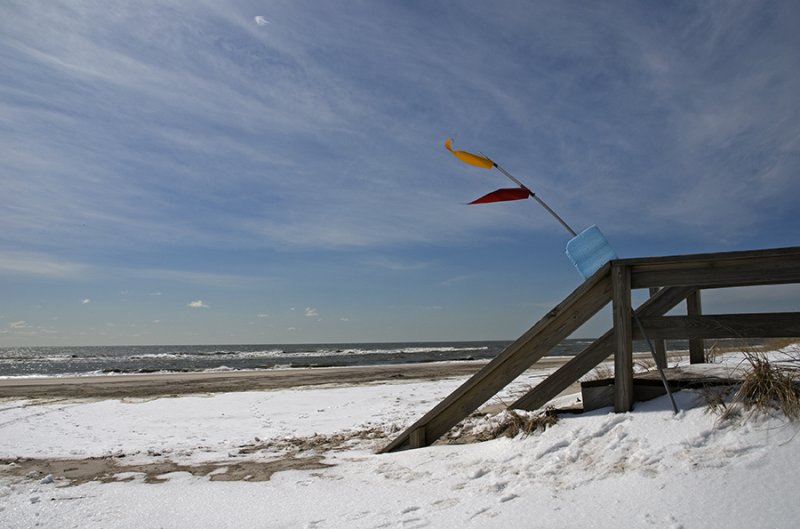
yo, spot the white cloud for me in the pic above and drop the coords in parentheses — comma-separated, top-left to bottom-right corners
(304, 307, 319, 317)
(441, 275, 474, 287)
(134, 269, 265, 289)
(257, 313, 269, 318)
(0, 252, 89, 279)
(188, 300, 209, 309)
(81, 298, 91, 304)
(9, 320, 31, 329)
(368, 257, 431, 272)
(254, 16, 269, 26)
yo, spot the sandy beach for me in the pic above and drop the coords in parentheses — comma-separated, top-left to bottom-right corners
(2, 349, 799, 528)
(0, 357, 580, 400)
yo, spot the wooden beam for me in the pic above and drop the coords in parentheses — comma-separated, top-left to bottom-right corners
(511, 286, 696, 411)
(687, 291, 704, 364)
(635, 313, 800, 340)
(409, 427, 426, 449)
(380, 264, 614, 453)
(612, 264, 634, 412)
(624, 249, 800, 289)
(618, 246, 800, 268)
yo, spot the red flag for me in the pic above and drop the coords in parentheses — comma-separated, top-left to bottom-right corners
(468, 187, 530, 204)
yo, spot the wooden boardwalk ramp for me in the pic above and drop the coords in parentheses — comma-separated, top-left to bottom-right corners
(381, 246, 800, 453)
(380, 263, 621, 453)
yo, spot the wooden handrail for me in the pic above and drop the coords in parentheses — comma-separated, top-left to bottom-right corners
(622, 246, 800, 289)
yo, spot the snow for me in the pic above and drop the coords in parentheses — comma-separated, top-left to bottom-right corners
(1, 353, 799, 528)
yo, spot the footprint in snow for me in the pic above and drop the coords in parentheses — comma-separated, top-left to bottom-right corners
(430, 498, 459, 510)
(468, 467, 490, 479)
(344, 510, 370, 521)
(400, 517, 430, 528)
(468, 506, 496, 519)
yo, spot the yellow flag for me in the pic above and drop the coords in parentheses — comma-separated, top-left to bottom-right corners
(445, 138, 494, 169)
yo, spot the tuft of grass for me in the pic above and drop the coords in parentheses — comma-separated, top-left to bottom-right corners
(711, 352, 800, 421)
(487, 407, 559, 440)
(705, 342, 721, 364)
(634, 358, 656, 372)
(759, 337, 800, 352)
(700, 385, 735, 416)
(583, 363, 613, 382)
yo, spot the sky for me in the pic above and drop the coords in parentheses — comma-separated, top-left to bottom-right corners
(2, 0, 800, 346)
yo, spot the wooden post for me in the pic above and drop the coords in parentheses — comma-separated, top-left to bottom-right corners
(612, 264, 634, 412)
(686, 290, 704, 363)
(649, 287, 668, 368)
(409, 427, 426, 449)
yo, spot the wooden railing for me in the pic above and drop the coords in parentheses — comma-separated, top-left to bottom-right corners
(381, 246, 800, 453)
(607, 246, 800, 411)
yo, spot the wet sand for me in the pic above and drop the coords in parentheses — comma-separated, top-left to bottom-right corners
(0, 358, 572, 400)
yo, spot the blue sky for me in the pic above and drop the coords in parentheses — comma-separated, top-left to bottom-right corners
(2, 0, 799, 346)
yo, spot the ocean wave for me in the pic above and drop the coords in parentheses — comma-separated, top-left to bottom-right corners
(128, 350, 285, 360)
(0, 354, 77, 363)
(123, 346, 489, 360)
(0, 342, 506, 378)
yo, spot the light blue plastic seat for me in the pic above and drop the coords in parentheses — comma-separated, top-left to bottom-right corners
(565, 225, 618, 279)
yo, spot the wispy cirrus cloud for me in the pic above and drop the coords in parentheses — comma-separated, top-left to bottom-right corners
(0, 251, 269, 290)
(2, 0, 799, 256)
(1, 1, 798, 346)
(131, 268, 268, 289)
(0, 251, 90, 279)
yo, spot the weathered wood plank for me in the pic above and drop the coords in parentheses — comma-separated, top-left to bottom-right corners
(617, 246, 800, 268)
(613, 264, 634, 413)
(636, 313, 800, 340)
(380, 264, 614, 453)
(511, 286, 696, 411)
(627, 251, 800, 289)
(409, 427, 426, 449)
(687, 291, 704, 364)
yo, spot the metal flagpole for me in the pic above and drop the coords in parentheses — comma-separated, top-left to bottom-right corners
(492, 163, 578, 237)
(633, 313, 679, 414)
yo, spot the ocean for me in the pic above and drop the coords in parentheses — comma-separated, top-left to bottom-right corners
(0, 339, 680, 378)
